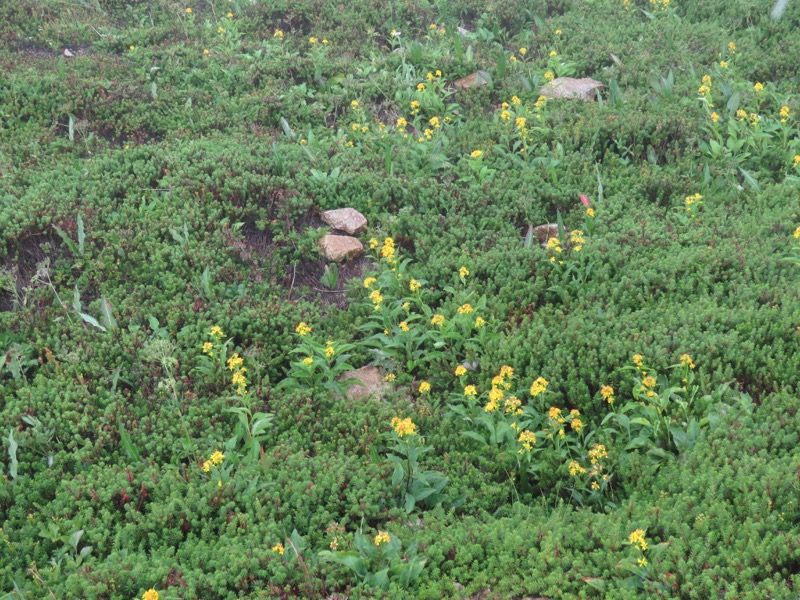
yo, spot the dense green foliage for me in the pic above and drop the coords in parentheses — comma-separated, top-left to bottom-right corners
(1, 0, 799, 598)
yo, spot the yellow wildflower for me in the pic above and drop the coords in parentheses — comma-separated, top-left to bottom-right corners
(519, 47, 527, 55)
(384, 373, 396, 382)
(202, 341, 214, 355)
(364, 277, 377, 288)
(504, 396, 522, 415)
(719, 60, 727, 68)
(549, 50, 558, 57)
(586, 207, 596, 217)
(794, 155, 800, 166)
(500, 365, 514, 378)
(429, 23, 438, 29)
(530, 377, 549, 397)
(302, 357, 313, 366)
(309, 37, 317, 44)
(511, 95, 521, 105)
(202, 460, 211, 472)
(217, 26, 225, 33)
(638, 557, 648, 567)
(399, 321, 409, 332)
(272, 542, 285, 555)
(419, 381, 431, 393)
(429, 116, 441, 128)
(548, 406, 562, 421)
(571, 418, 583, 432)
(629, 529, 648, 551)
(226, 11, 233, 17)
(143, 590, 159, 600)
(518, 430, 537, 451)
(369, 290, 383, 306)
(210, 450, 225, 465)
(185, 7, 192, 13)
(455, 365, 467, 377)
(457, 303, 473, 314)
(227, 353, 244, 371)
(391, 417, 416, 437)
(632, 354, 643, 367)
(545, 71, 555, 81)
(555, 29, 562, 35)
(600, 385, 615, 404)
(431, 314, 445, 326)
(753, 82, 764, 92)
(295, 322, 312, 336)
(680, 354, 695, 369)
(417, 83, 426, 91)
(568, 460, 586, 476)
(642, 376, 656, 389)
(210, 326, 224, 339)
(470, 150, 483, 158)
(325, 343, 335, 359)
(728, 41, 736, 53)
(515, 117, 527, 129)
(589, 444, 608, 464)
(374, 531, 391, 546)
(474, 316, 486, 328)
(464, 385, 477, 396)
(459, 266, 469, 278)
(794, 224, 800, 238)
(273, 29, 284, 39)
(396, 117, 407, 129)
(409, 279, 421, 292)
(501, 109, 512, 121)
(369, 238, 380, 249)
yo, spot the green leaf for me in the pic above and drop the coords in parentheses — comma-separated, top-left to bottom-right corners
(53, 225, 78, 256)
(77, 214, 85, 255)
(79, 312, 107, 332)
(100, 297, 118, 330)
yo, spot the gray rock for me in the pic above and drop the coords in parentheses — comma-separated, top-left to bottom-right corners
(531, 223, 560, 248)
(540, 77, 604, 101)
(321, 208, 367, 235)
(339, 365, 388, 400)
(453, 70, 490, 91)
(319, 235, 363, 263)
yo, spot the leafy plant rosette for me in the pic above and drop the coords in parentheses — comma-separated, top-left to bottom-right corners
(449, 367, 613, 505)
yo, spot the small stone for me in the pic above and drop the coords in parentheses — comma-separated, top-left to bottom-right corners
(63, 49, 75, 57)
(453, 70, 490, 91)
(340, 366, 389, 401)
(319, 235, 363, 263)
(531, 223, 560, 248)
(540, 77, 604, 101)
(321, 208, 367, 235)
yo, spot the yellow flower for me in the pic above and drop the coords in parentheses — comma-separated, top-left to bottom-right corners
(530, 377, 549, 397)
(272, 542, 285, 555)
(470, 150, 483, 158)
(711, 112, 719, 123)
(500, 109, 512, 121)
(464, 385, 477, 396)
(322, 39, 329, 44)
(632, 354, 643, 367)
(555, 29, 562, 35)
(391, 417, 416, 437)
(629, 529, 648, 551)
(500, 365, 514, 378)
(457, 303, 473, 314)
(728, 41, 736, 53)
(568, 460, 586, 476)
(409, 279, 421, 292)
(325, 343, 335, 359)
(600, 385, 615, 404)
(129, 45, 136, 51)
(227, 353, 244, 371)
(143, 590, 159, 600)
(374, 531, 391, 546)
(548, 406, 562, 421)
(753, 82, 764, 92)
(202, 341, 214, 355)
(680, 354, 695, 369)
(504, 395, 522, 415)
(202, 460, 211, 472)
(642, 375, 656, 388)
(309, 37, 318, 44)
(295, 322, 312, 336)
(384, 373, 396, 382)
(410, 100, 420, 111)
(429, 116, 441, 128)
(217, 26, 225, 33)
(549, 50, 558, 57)
(474, 316, 486, 328)
(719, 60, 728, 68)
(545, 71, 555, 81)
(226, 11, 233, 17)
(273, 29, 284, 39)
(431, 314, 445, 326)
(232, 369, 247, 394)
(399, 321, 409, 332)
(203, 48, 209, 55)
(518, 430, 537, 451)
(302, 357, 313, 366)
(209, 326, 224, 339)
(417, 83, 426, 91)
(794, 225, 800, 238)
(459, 266, 469, 278)
(419, 381, 431, 393)
(511, 95, 521, 105)
(402, 302, 411, 311)
(369, 238, 380, 249)
(638, 557, 648, 567)
(589, 444, 608, 464)
(515, 117, 527, 129)
(794, 155, 800, 166)
(455, 365, 467, 377)
(363, 277, 377, 288)
(210, 450, 225, 465)
(519, 47, 527, 55)
(369, 289, 384, 306)
(571, 418, 583, 432)
(779, 105, 789, 118)
(185, 7, 192, 13)
(436, 70, 442, 77)
(586, 207, 596, 218)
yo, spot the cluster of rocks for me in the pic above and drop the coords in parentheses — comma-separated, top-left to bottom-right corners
(318, 207, 367, 263)
(452, 69, 603, 102)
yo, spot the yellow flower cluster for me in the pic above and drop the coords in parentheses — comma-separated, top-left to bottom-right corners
(431, 314, 445, 326)
(680, 354, 695, 369)
(228, 353, 248, 394)
(711, 112, 719, 123)
(363, 277, 376, 288)
(685, 193, 703, 213)
(399, 321, 409, 332)
(470, 150, 483, 159)
(518, 430, 537, 452)
(530, 376, 548, 397)
(455, 365, 467, 377)
(457, 303, 473, 314)
(475, 316, 486, 328)
(296, 322, 312, 336)
(302, 357, 313, 366)
(568, 460, 586, 476)
(753, 82, 764, 93)
(272, 542, 285, 555)
(464, 385, 477, 396)
(384, 373, 396, 382)
(418, 381, 431, 394)
(202, 341, 214, 356)
(794, 224, 800, 238)
(569, 230, 585, 252)
(600, 385, 615, 404)
(484, 366, 514, 412)
(794, 156, 800, 167)
(391, 417, 416, 437)
(410, 100, 420, 115)
(632, 354, 644, 367)
(325, 341, 335, 359)
(504, 396, 522, 416)
(779, 105, 790, 123)
(143, 590, 159, 600)
(629, 529, 647, 551)
(369, 289, 383, 309)
(202, 450, 225, 472)
(409, 279, 421, 292)
(459, 266, 469, 278)
(698, 74, 712, 102)
(374, 531, 391, 546)
(210, 325, 224, 339)
(273, 29, 284, 39)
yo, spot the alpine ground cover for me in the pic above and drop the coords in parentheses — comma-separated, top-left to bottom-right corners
(1, 0, 799, 597)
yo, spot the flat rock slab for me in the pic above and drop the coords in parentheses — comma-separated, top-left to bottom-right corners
(453, 70, 490, 91)
(540, 77, 603, 101)
(321, 208, 367, 235)
(340, 365, 389, 401)
(319, 235, 364, 263)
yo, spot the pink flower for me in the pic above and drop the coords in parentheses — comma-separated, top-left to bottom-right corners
(580, 194, 591, 206)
